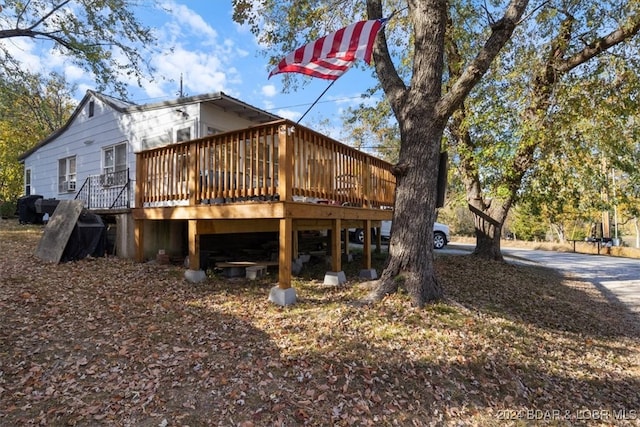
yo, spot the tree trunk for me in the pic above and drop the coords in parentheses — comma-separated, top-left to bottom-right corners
(450, 106, 512, 261)
(365, 0, 529, 306)
(370, 121, 445, 307)
(551, 223, 565, 243)
(365, 0, 449, 307)
(468, 199, 507, 261)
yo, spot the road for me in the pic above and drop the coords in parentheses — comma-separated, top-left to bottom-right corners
(443, 243, 640, 321)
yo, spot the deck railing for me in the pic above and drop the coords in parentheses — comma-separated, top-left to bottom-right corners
(136, 120, 396, 208)
(76, 169, 131, 209)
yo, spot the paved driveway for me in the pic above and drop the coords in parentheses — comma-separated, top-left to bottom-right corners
(444, 243, 640, 321)
(503, 246, 640, 317)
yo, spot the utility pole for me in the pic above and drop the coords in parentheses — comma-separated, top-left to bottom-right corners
(177, 73, 185, 98)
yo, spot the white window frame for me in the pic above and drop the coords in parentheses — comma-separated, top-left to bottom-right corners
(58, 156, 77, 193)
(102, 143, 128, 186)
(25, 168, 32, 195)
(103, 142, 127, 175)
(173, 121, 194, 143)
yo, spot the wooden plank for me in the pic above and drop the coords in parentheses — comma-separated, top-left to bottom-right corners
(188, 144, 198, 205)
(278, 125, 292, 202)
(35, 200, 84, 263)
(135, 153, 144, 207)
(131, 203, 286, 220)
(196, 218, 279, 234)
(131, 202, 392, 223)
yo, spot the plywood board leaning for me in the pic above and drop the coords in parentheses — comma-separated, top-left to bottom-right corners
(35, 200, 84, 263)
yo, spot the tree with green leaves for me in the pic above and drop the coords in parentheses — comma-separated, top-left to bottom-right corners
(447, 3, 640, 260)
(0, 72, 75, 202)
(342, 99, 400, 162)
(233, 0, 529, 306)
(0, 0, 158, 99)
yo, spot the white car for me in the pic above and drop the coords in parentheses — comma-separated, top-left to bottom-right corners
(351, 221, 450, 249)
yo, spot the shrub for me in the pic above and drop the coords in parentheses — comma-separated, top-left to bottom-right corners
(0, 200, 17, 219)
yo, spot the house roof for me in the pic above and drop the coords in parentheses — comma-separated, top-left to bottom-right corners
(18, 90, 282, 162)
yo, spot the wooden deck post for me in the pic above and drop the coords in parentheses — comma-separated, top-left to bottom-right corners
(278, 217, 292, 289)
(133, 154, 145, 262)
(188, 219, 200, 271)
(357, 219, 378, 280)
(184, 219, 207, 283)
(134, 219, 144, 262)
(344, 228, 350, 257)
(330, 218, 342, 273)
(363, 219, 372, 270)
(269, 216, 296, 305)
(293, 226, 299, 260)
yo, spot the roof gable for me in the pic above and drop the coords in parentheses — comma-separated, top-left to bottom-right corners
(18, 90, 131, 161)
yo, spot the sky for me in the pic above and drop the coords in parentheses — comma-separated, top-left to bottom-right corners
(3, 0, 383, 140)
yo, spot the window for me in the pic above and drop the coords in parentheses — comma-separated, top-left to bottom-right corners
(102, 143, 127, 185)
(25, 169, 31, 195)
(58, 156, 77, 192)
(172, 122, 194, 143)
(89, 101, 95, 117)
(175, 126, 191, 142)
(103, 143, 127, 174)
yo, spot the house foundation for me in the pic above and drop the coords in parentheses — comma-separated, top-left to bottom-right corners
(185, 269, 207, 283)
(269, 286, 297, 306)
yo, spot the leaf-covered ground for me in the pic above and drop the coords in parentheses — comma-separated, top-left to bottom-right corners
(1, 220, 639, 426)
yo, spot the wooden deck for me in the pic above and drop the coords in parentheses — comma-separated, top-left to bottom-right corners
(131, 119, 395, 290)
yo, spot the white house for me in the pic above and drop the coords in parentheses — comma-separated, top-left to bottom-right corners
(19, 90, 281, 257)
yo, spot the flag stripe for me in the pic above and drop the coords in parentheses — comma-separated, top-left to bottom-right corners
(274, 57, 354, 80)
(269, 18, 388, 80)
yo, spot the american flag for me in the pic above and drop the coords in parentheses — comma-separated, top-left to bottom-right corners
(269, 18, 389, 80)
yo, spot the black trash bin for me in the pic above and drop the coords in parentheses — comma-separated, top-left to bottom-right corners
(17, 195, 44, 224)
(35, 198, 60, 216)
(60, 212, 107, 262)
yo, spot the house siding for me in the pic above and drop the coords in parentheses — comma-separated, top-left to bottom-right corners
(200, 103, 258, 134)
(20, 90, 284, 261)
(22, 91, 280, 205)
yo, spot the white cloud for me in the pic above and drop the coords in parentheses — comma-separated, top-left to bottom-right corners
(63, 64, 87, 82)
(328, 93, 379, 108)
(135, 1, 256, 100)
(161, 0, 218, 42)
(148, 46, 232, 96)
(1, 38, 43, 72)
(276, 109, 301, 121)
(262, 100, 275, 110)
(76, 83, 94, 99)
(261, 85, 277, 97)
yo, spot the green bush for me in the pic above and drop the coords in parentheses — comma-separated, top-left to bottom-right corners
(0, 200, 17, 219)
